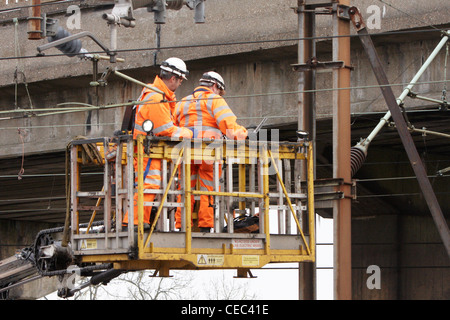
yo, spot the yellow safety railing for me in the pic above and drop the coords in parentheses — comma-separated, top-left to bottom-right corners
(70, 135, 315, 273)
(134, 135, 315, 268)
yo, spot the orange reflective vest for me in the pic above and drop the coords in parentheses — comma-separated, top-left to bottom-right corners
(123, 76, 192, 226)
(133, 76, 193, 140)
(173, 86, 247, 229)
(173, 86, 247, 140)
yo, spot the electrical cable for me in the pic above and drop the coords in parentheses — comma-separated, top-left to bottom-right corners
(0, 123, 116, 130)
(357, 191, 450, 199)
(0, 4, 448, 284)
(1, 0, 446, 35)
(377, 0, 443, 32)
(0, 104, 444, 129)
(1, 163, 449, 180)
(1, 78, 450, 123)
(356, 174, 450, 183)
(0, 28, 447, 62)
(0, 172, 103, 178)
(2, 0, 448, 131)
(0, 4, 448, 199)
(1, 4, 448, 127)
(13, 18, 33, 110)
(0, 196, 66, 202)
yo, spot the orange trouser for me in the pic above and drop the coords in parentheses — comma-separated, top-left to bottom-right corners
(175, 160, 221, 229)
(123, 157, 161, 226)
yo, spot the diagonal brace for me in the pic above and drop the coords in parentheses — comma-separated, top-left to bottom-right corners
(349, 7, 450, 258)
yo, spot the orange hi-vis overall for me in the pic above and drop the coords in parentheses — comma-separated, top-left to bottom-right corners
(123, 76, 193, 226)
(173, 86, 248, 229)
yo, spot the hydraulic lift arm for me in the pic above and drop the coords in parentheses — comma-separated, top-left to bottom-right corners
(348, 7, 450, 258)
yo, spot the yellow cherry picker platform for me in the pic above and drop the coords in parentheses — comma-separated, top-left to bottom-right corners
(1, 125, 315, 298)
(71, 130, 315, 266)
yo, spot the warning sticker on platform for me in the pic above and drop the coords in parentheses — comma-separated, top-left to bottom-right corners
(197, 254, 224, 266)
(242, 255, 260, 267)
(80, 239, 97, 250)
(232, 239, 263, 250)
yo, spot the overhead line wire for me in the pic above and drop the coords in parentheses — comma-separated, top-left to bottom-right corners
(1, 2, 448, 128)
(377, 0, 443, 32)
(1, 78, 449, 123)
(0, 28, 447, 62)
(0, 0, 446, 36)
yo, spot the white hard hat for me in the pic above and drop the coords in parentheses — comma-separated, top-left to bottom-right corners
(160, 57, 189, 80)
(200, 71, 225, 90)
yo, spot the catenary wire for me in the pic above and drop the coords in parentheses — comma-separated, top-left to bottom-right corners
(377, 0, 443, 32)
(0, 3, 447, 279)
(0, 28, 448, 62)
(1, 3, 449, 122)
(0, 2, 448, 191)
(2, 78, 450, 122)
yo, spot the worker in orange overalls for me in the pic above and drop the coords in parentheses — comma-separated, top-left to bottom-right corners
(173, 71, 248, 232)
(123, 57, 193, 228)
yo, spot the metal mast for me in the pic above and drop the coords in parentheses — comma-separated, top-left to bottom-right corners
(293, 0, 353, 300)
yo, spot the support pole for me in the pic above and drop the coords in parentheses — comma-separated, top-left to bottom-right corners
(296, 0, 316, 301)
(28, 0, 42, 40)
(137, 135, 145, 258)
(332, 0, 352, 300)
(184, 141, 192, 254)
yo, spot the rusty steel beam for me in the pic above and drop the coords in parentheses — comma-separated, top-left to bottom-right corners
(332, 0, 352, 300)
(296, 0, 316, 300)
(28, 0, 42, 40)
(349, 7, 450, 258)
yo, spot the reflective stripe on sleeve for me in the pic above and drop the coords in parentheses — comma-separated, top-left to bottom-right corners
(153, 121, 175, 134)
(216, 112, 235, 124)
(147, 169, 161, 176)
(144, 178, 162, 186)
(134, 123, 145, 133)
(195, 93, 204, 125)
(200, 178, 215, 188)
(212, 105, 229, 117)
(172, 127, 183, 138)
(136, 92, 158, 113)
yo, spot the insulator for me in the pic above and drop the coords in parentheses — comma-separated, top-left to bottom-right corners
(47, 27, 82, 57)
(350, 145, 367, 177)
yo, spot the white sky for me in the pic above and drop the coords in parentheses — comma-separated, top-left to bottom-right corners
(240, 214, 334, 300)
